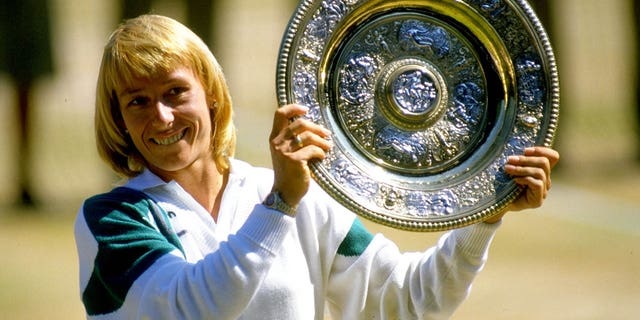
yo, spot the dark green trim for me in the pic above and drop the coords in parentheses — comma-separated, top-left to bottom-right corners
(337, 218, 374, 257)
(82, 187, 183, 315)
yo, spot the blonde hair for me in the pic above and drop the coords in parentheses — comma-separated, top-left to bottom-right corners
(95, 14, 235, 177)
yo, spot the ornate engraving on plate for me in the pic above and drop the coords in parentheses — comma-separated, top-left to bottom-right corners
(333, 17, 488, 175)
(277, 0, 560, 231)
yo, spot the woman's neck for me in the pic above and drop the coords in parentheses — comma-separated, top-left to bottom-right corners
(152, 159, 229, 222)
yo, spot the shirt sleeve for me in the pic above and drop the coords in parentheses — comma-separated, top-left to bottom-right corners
(326, 220, 500, 320)
(75, 192, 295, 319)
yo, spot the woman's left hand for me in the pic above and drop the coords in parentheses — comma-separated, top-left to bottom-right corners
(484, 146, 560, 223)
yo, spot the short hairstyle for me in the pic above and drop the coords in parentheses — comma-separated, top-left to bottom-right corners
(95, 14, 236, 177)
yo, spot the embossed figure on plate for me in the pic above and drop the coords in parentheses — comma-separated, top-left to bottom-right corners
(392, 69, 439, 115)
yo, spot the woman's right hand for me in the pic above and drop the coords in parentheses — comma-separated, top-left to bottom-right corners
(268, 104, 333, 209)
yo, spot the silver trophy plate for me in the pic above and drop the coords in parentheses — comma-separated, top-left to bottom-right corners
(276, 0, 559, 231)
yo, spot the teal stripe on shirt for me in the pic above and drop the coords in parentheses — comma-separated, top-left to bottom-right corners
(337, 218, 374, 257)
(81, 187, 181, 315)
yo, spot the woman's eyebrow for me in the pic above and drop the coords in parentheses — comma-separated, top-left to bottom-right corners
(163, 75, 190, 85)
(119, 87, 143, 97)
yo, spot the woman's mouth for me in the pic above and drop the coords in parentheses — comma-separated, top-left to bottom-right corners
(152, 129, 186, 145)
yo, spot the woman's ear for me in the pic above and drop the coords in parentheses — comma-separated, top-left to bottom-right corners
(207, 94, 218, 109)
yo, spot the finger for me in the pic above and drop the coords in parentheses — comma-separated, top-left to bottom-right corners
(524, 146, 560, 168)
(271, 104, 309, 139)
(292, 144, 330, 162)
(505, 164, 546, 181)
(292, 130, 333, 152)
(505, 163, 549, 192)
(513, 176, 546, 206)
(507, 154, 552, 189)
(288, 118, 332, 140)
(507, 153, 550, 170)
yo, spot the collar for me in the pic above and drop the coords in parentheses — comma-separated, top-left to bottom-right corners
(122, 158, 252, 196)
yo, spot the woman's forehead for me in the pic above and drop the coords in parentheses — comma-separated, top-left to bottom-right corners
(115, 66, 200, 95)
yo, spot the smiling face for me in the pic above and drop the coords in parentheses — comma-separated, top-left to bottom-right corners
(95, 15, 236, 178)
(117, 67, 214, 179)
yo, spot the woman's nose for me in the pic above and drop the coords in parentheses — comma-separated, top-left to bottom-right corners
(152, 101, 175, 125)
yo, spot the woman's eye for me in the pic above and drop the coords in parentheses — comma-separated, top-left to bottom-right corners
(168, 87, 186, 96)
(128, 97, 149, 107)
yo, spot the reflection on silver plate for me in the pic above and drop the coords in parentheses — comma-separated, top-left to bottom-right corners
(276, 0, 559, 231)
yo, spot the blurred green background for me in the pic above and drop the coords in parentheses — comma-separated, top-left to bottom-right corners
(0, 0, 638, 319)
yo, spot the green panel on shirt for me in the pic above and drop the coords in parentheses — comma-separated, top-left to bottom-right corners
(82, 187, 182, 315)
(337, 218, 374, 257)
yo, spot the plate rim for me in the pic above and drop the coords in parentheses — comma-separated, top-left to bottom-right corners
(276, 0, 560, 231)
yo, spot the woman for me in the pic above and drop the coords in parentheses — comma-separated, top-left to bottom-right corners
(75, 14, 559, 319)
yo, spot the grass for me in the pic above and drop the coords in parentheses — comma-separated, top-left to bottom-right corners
(0, 207, 85, 319)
